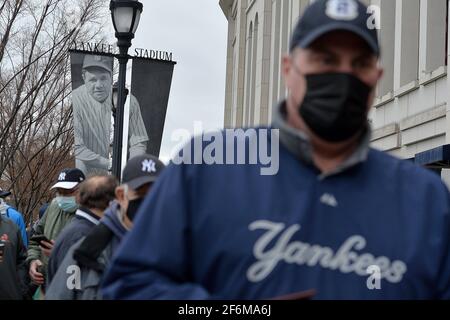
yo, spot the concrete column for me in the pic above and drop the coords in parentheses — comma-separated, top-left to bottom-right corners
(268, 0, 281, 124)
(243, 21, 253, 127)
(223, 4, 235, 128)
(278, 0, 290, 100)
(255, 0, 272, 125)
(250, 16, 258, 126)
(234, 0, 248, 128)
(377, 0, 395, 97)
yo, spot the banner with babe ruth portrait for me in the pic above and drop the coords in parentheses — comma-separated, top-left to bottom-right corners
(70, 51, 174, 175)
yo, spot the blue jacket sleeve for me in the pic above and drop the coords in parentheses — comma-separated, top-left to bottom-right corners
(101, 163, 211, 300)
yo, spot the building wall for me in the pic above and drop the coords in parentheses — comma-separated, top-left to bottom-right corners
(370, 0, 450, 161)
(220, 0, 450, 177)
(221, 0, 315, 128)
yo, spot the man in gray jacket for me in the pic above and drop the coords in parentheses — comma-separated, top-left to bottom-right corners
(0, 214, 28, 299)
(45, 154, 165, 300)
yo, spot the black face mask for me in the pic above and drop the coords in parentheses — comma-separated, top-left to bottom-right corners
(299, 73, 372, 142)
(126, 198, 144, 222)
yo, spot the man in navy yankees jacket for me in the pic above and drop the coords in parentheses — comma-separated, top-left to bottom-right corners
(101, 0, 450, 299)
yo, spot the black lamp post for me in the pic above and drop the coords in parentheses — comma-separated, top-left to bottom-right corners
(110, 0, 143, 179)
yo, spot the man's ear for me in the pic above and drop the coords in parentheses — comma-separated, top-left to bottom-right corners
(281, 54, 292, 79)
(377, 67, 384, 82)
(115, 186, 124, 201)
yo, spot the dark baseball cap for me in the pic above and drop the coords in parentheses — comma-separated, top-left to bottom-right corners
(290, 0, 380, 56)
(51, 168, 86, 190)
(122, 154, 166, 190)
(0, 189, 11, 198)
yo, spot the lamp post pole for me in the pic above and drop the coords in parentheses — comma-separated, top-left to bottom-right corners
(110, 0, 143, 179)
(111, 45, 130, 178)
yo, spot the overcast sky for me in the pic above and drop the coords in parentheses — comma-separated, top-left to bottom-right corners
(126, 0, 228, 162)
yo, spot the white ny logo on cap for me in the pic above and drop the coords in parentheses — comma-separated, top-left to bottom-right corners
(326, 0, 358, 21)
(59, 172, 66, 181)
(142, 159, 156, 173)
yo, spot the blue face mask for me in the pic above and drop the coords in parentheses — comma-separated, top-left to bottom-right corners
(55, 196, 77, 212)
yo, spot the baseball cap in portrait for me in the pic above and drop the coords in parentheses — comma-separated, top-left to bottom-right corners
(82, 54, 113, 73)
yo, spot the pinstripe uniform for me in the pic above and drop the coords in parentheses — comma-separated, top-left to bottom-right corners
(73, 86, 149, 175)
(128, 94, 149, 158)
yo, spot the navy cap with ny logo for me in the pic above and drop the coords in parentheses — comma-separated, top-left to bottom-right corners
(290, 0, 380, 55)
(51, 168, 85, 190)
(122, 154, 166, 190)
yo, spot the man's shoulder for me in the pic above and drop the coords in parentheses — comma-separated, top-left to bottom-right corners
(43, 201, 74, 230)
(45, 200, 62, 217)
(71, 85, 89, 107)
(130, 94, 139, 105)
(368, 148, 448, 190)
(58, 217, 89, 240)
(5, 206, 21, 217)
(0, 215, 18, 232)
(72, 84, 86, 95)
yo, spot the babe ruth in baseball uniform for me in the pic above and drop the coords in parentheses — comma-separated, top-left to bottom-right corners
(72, 55, 149, 175)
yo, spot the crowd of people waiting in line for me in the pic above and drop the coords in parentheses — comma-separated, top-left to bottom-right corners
(0, 154, 165, 300)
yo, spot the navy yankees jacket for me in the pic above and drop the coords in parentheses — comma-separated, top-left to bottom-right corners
(101, 103, 450, 300)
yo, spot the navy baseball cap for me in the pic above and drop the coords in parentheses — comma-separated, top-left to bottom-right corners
(0, 189, 11, 198)
(122, 154, 166, 190)
(51, 168, 86, 190)
(290, 0, 380, 56)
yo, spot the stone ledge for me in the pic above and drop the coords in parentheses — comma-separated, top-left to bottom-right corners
(373, 91, 394, 109)
(400, 103, 447, 131)
(371, 123, 399, 141)
(371, 134, 401, 151)
(394, 80, 419, 98)
(418, 66, 447, 86)
(403, 132, 445, 146)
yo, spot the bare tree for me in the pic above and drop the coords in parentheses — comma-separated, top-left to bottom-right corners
(0, 0, 109, 224)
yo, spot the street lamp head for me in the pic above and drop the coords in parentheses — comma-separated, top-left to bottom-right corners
(110, 0, 143, 48)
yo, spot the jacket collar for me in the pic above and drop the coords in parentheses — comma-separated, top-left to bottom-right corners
(272, 100, 371, 179)
(76, 207, 101, 225)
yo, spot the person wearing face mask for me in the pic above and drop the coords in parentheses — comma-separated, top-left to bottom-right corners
(46, 175, 118, 286)
(101, 0, 450, 300)
(27, 168, 85, 298)
(0, 189, 28, 248)
(45, 154, 165, 300)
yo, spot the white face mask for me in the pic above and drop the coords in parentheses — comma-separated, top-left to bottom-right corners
(0, 198, 9, 215)
(55, 196, 77, 212)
